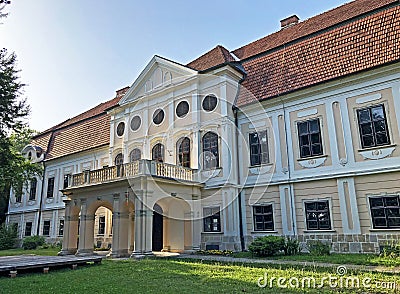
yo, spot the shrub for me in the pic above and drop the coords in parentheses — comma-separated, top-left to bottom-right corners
(0, 223, 18, 250)
(248, 236, 285, 257)
(283, 237, 300, 256)
(306, 240, 331, 255)
(196, 249, 233, 256)
(380, 239, 400, 258)
(22, 235, 45, 250)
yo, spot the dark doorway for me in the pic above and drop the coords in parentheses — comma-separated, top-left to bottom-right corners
(152, 204, 163, 251)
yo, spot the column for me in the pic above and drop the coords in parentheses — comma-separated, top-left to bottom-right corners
(58, 199, 78, 255)
(131, 191, 153, 257)
(111, 193, 129, 257)
(76, 199, 94, 256)
(191, 195, 202, 250)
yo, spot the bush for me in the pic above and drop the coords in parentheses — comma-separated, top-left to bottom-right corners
(0, 223, 18, 250)
(283, 237, 300, 256)
(248, 236, 285, 257)
(380, 239, 400, 258)
(196, 250, 233, 256)
(306, 240, 331, 255)
(22, 235, 45, 250)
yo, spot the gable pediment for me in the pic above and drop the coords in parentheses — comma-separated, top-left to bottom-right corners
(119, 56, 197, 105)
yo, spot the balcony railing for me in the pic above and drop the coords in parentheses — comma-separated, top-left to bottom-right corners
(67, 160, 198, 188)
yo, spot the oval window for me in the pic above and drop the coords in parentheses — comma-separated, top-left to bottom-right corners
(153, 109, 165, 125)
(116, 122, 125, 136)
(130, 116, 141, 131)
(202, 95, 217, 112)
(176, 101, 189, 118)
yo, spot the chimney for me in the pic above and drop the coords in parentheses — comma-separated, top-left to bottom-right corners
(280, 15, 299, 29)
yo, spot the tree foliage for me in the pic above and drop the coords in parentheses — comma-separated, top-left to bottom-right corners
(0, 49, 42, 224)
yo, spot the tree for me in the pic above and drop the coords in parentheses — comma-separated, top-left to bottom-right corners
(0, 1, 10, 21)
(0, 49, 42, 224)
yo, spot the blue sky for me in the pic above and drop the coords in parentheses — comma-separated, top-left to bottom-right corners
(2, 0, 347, 132)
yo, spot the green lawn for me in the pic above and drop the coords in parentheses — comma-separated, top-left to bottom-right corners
(232, 252, 400, 267)
(0, 247, 59, 257)
(0, 258, 399, 293)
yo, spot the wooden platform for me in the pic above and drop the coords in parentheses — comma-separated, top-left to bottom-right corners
(0, 255, 102, 277)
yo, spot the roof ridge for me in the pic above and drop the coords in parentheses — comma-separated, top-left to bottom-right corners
(232, 0, 398, 60)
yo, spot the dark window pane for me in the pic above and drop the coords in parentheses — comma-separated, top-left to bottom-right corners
(371, 208, 385, 217)
(130, 116, 141, 131)
(358, 109, 371, 123)
(253, 205, 274, 231)
(385, 197, 400, 207)
(369, 196, 400, 229)
(116, 122, 125, 136)
(153, 109, 165, 125)
(309, 120, 320, 133)
(370, 198, 384, 207)
(300, 135, 309, 145)
(376, 133, 389, 145)
(202, 95, 217, 112)
(301, 146, 311, 157)
(371, 106, 384, 120)
(362, 135, 374, 147)
(311, 144, 322, 155)
(298, 122, 308, 135)
(373, 120, 386, 133)
(361, 124, 373, 135)
(305, 201, 331, 230)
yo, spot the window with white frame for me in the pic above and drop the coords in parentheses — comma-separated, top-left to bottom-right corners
(43, 220, 51, 236)
(152, 143, 164, 163)
(98, 216, 106, 235)
(297, 118, 323, 158)
(202, 132, 219, 169)
(177, 137, 190, 168)
(47, 177, 55, 198)
(29, 178, 37, 200)
(25, 222, 32, 236)
(305, 200, 331, 230)
(203, 207, 221, 232)
(369, 195, 400, 229)
(253, 205, 274, 231)
(249, 131, 269, 166)
(357, 104, 390, 149)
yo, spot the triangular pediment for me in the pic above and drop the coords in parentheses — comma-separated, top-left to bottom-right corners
(119, 56, 197, 105)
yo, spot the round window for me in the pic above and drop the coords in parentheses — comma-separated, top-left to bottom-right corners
(116, 122, 125, 136)
(176, 101, 189, 118)
(153, 109, 165, 125)
(202, 95, 217, 112)
(130, 116, 141, 131)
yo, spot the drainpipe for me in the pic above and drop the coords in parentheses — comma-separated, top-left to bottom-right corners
(233, 106, 245, 251)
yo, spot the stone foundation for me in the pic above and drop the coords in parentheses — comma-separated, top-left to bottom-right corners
(201, 234, 241, 251)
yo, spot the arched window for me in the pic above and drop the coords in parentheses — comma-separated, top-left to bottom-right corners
(202, 132, 219, 169)
(152, 143, 164, 163)
(115, 153, 124, 177)
(130, 148, 141, 162)
(177, 137, 190, 168)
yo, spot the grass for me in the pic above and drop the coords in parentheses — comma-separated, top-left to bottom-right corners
(232, 251, 400, 267)
(0, 258, 399, 293)
(0, 247, 60, 257)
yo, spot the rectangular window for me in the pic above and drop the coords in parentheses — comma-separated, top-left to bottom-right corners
(98, 216, 105, 235)
(297, 118, 323, 158)
(43, 220, 50, 236)
(305, 200, 331, 230)
(63, 174, 70, 189)
(357, 104, 390, 148)
(369, 195, 400, 229)
(249, 131, 269, 166)
(29, 178, 37, 201)
(47, 177, 55, 198)
(59, 220, 64, 236)
(203, 207, 221, 232)
(253, 205, 274, 231)
(25, 222, 32, 236)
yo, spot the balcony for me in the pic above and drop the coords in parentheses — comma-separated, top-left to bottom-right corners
(66, 160, 199, 189)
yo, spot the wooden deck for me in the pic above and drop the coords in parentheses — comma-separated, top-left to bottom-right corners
(0, 255, 102, 277)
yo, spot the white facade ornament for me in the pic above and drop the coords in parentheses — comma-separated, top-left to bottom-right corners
(298, 156, 327, 168)
(249, 165, 272, 175)
(356, 93, 381, 104)
(297, 109, 318, 118)
(339, 158, 348, 166)
(45, 198, 54, 204)
(359, 146, 395, 160)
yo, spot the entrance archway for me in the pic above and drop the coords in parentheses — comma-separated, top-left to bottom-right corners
(94, 206, 113, 250)
(152, 203, 163, 251)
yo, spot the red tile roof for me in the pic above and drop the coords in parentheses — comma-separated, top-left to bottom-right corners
(187, 45, 236, 71)
(237, 3, 400, 106)
(32, 87, 129, 160)
(233, 0, 397, 60)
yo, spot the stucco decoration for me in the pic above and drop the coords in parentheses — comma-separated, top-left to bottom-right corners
(249, 164, 272, 175)
(356, 93, 381, 104)
(359, 146, 395, 160)
(298, 156, 327, 168)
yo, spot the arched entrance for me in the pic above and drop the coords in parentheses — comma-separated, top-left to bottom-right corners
(94, 206, 113, 250)
(152, 203, 163, 251)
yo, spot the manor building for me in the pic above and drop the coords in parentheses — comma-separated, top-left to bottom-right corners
(6, 0, 400, 256)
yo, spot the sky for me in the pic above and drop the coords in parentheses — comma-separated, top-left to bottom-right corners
(2, 0, 348, 132)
